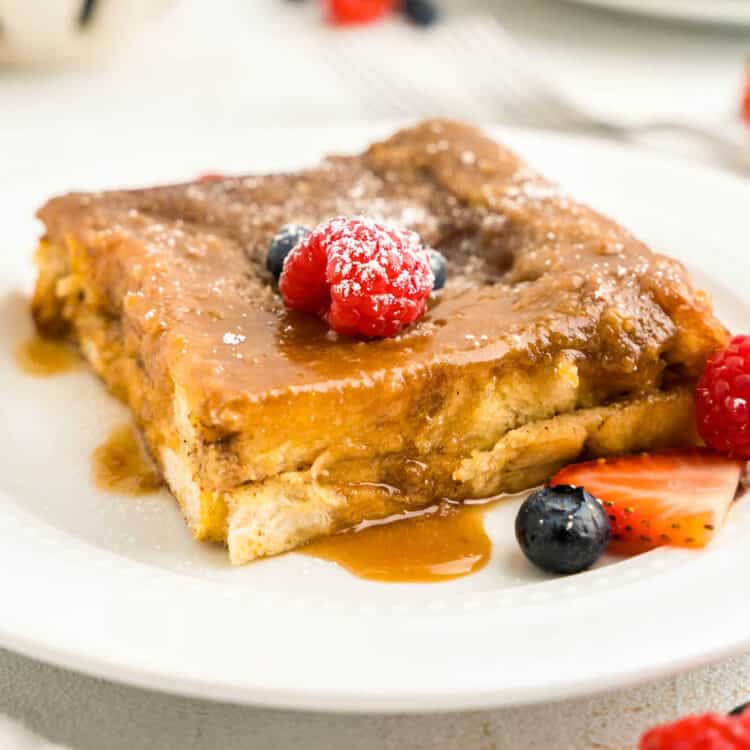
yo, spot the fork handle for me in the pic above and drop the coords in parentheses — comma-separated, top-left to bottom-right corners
(597, 119, 750, 176)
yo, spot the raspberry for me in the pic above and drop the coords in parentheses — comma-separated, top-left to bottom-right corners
(696, 335, 750, 459)
(279, 216, 434, 339)
(640, 712, 750, 750)
(328, 0, 394, 25)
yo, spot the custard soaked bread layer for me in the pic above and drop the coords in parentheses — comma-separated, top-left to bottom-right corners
(32, 120, 728, 562)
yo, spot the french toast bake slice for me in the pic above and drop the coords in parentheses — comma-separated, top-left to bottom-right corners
(32, 120, 728, 564)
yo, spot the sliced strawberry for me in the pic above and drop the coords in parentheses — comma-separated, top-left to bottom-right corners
(551, 449, 744, 556)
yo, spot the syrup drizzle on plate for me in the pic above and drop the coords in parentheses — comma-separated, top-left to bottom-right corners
(16, 331, 500, 581)
(14, 335, 80, 376)
(302, 499, 499, 583)
(92, 424, 163, 496)
(17, 335, 163, 497)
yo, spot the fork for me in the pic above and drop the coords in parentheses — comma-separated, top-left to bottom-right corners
(326, 14, 750, 175)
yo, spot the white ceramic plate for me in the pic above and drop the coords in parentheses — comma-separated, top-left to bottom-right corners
(565, 0, 750, 26)
(1, 123, 749, 713)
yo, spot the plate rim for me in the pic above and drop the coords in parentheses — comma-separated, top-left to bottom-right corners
(2, 123, 750, 713)
(564, 0, 750, 26)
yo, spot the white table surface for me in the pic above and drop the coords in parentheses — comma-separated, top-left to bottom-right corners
(2, 1, 749, 748)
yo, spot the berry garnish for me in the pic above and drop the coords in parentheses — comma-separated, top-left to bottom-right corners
(696, 335, 750, 459)
(640, 712, 750, 749)
(328, 0, 394, 24)
(428, 248, 447, 290)
(266, 224, 310, 281)
(279, 216, 434, 338)
(551, 449, 743, 556)
(403, 0, 439, 26)
(515, 486, 610, 574)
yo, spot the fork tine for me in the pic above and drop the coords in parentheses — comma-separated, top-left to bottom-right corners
(322, 38, 407, 118)
(323, 13, 592, 130)
(451, 19, 557, 124)
(462, 16, 591, 128)
(375, 31, 459, 117)
(380, 67, 445, 118)
(433, 20, 516, 122)
(444, 21, 547, 125)
(327, 34, 442, 118)
(438, 18, 548, 126)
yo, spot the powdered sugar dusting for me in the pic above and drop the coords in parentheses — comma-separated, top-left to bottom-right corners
(222, 332, 246, 345)
(280, 216, 434, 338)
(50, 119, 705, 413)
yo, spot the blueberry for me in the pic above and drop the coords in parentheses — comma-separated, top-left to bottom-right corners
(429, 248, 447, 291)
(403, 0, 439, 26)
(266, 224, 310, 281)
(515, 485, 610, 575)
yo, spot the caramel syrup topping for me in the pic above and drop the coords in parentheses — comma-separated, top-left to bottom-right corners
(302, 500, 495, 583)
(15, 336, 80, 376)
(92, 424, 163, 496)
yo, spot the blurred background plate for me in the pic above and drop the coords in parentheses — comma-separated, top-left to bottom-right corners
(565, 0, 750, 26)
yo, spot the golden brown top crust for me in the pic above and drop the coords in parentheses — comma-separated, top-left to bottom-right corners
(36, 120, 727, 425)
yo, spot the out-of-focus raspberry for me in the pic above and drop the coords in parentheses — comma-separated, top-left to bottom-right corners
(640, 711, 750, 749)
(328, 0, 394, 24)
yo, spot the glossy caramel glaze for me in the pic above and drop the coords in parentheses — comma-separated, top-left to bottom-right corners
(302, 499, 493, 582)
(15, 335, 80, 376)
(35, 121, 726, 410)
(92, 424, 163, 496)
(33, 120, 728, 499)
